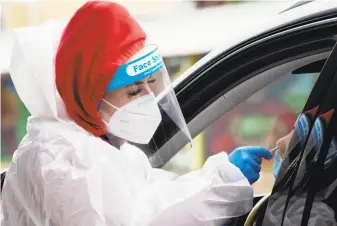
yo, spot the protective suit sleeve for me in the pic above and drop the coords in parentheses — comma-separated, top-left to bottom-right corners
(146, 152, 254, 226)
(37, 143, 253, 226)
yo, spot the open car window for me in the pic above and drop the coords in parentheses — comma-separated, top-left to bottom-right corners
(260, 42, 337, 226)
(163, 54, 327, 194)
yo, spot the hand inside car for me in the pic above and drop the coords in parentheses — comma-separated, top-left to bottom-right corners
(229, 146, 273, 184)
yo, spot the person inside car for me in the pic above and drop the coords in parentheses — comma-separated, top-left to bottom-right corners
(265, 113, 337, 226)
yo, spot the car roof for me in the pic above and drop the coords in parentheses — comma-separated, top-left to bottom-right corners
(172, 0, 337, 87)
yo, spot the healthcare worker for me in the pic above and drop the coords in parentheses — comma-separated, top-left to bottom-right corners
(1, 1, 272, 226)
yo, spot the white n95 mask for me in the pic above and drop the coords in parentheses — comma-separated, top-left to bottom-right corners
(102, 93, 162, 144)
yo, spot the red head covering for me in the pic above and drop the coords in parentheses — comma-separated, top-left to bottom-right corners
(55, 1, 146, 136)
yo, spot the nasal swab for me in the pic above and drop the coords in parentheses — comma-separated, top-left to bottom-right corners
(270, 147, 279, 154)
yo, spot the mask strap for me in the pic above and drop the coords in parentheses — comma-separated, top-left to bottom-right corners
(100, 99, 144, 119)
(101, 94, 157, 116)
(102, 99, 119, 110)
(99, 100, 119, 125)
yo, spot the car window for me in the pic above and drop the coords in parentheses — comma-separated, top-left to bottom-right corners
(163, 64, 323, 194)
(261, 47, 337, 225)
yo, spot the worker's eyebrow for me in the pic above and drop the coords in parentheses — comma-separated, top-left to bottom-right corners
(126, 76, 156, 87)
(126, 81, 144, 87)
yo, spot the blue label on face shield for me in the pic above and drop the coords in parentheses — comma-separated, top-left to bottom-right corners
(296, 114, 310, 146)
(313, 118, 323, 150)
(311, 118, 324, 163)
(312, 118, 337, 166)
(273, 149, 283, 179)
(105, 45, 164, 93)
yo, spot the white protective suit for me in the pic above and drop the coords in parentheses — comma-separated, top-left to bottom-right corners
(1, 21, 253, 226)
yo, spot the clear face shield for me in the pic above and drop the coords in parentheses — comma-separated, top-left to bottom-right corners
(98, 45, 192, 165)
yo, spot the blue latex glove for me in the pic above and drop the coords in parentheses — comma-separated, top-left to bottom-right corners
(229, 146, 273, 184)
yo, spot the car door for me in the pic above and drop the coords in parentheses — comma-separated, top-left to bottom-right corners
(146, 6, 337, 169)
(257, 40, 337, 226)
(131, 6, 337, 226)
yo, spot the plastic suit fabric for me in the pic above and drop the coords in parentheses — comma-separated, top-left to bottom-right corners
(1, 19, 253, 226)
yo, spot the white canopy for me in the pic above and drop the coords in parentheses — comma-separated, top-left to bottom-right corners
(0, 31, 14, 73)
(1, 1, 333, 73)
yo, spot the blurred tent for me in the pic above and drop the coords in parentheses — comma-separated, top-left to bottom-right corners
(0, 32, 14, 74)
(0, 1, 291, 72)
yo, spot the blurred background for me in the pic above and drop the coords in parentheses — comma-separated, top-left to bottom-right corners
(1, 0, 313, 194)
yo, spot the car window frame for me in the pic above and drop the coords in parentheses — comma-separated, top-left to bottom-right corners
(134, 14, 337, 167)
(252, 38, 337, 225)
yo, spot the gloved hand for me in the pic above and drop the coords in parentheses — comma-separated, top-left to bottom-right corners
(229, 146, 273, 184)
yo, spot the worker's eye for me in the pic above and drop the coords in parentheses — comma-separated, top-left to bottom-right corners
(147, 78, 156, 84)
(128, 88, 141, 97)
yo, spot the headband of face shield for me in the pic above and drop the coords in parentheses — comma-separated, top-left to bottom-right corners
(98, 45, 192, 152)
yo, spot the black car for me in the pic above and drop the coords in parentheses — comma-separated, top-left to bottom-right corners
(142, 1, 337, 225)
